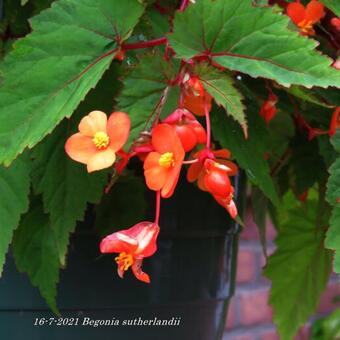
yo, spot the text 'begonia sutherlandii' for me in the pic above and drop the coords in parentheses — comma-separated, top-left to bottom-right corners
(100, 222, 160, 283)
(65, 110, 130, 172)
(287, 0, 325, 36)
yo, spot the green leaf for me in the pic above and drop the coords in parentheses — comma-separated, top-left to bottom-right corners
(195, 64, 246, 133)
(211, 107, 280, 206)
(117, 53, 178, 147)
(326, 157, 340, 205)
(320, 0, 340, 16)
(0, 156, 31, 275)
(264, 193, 332, 340)
(13, 199, 60, 314)
(168, 0, 340, 88)
(32, 121, 107, 266)
(251, 186, 269, 258)
(325, 206, 340, 274)
(0, 0, 145, 165)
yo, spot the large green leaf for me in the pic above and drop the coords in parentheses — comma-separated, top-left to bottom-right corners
(13, 199, 60, 314)
(168, 0, 340, 88)
(0, 0, 145, 166)
(32, 121, 107, 266)
(195, 64, 246, 132)
(0, 156, 31, 275)
(325, 206, 340, 273)
(211, 107, 280, 206)
(326, 130, 340, 274)
(264, 193, 332, 340)
(320, 0, 340, 16)
(117, 53, 178, 147)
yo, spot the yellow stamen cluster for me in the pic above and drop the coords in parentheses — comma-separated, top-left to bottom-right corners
(298, 20, 314, 34)
(93, 131, 110, 150)
(115, 252, 134, 271)
(159, 152, 175, 168)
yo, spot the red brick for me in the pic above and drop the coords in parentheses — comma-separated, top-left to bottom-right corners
(224, 334, 254, 340)
(318, 282, 340, 314)
(226, 298, 237, 329)
(239, 288, 273, 326)
(236, 248, 257, 283)
(241, 206, 259, 241)
(260, 329, 279, 340)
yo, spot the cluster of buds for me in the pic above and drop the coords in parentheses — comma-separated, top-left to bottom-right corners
(64, 73, 239, 283)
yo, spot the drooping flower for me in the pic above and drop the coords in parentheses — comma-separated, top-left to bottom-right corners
(144, 124, 185, 198)
(65, 111, 130, 172)
(187, 149, 238, 191)
(100, 221, 160, 283)
(329, 107, 340, 136)
(259, 92, 278, 124)
(187, 149, 239, 218)
(287, 0, 325, 36)
(182, 74, 213, 116)
(163, 109, 207, 151)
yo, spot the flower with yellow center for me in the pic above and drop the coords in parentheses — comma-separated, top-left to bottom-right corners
(92, 131, 110, 150)
(158, 152, 175, 168)
(65, 110, 130, 173)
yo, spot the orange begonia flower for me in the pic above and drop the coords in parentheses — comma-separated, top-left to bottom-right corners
(144, 124, 185, 198)
(287, 0, 325, 36)
(259, 92, 278, 124)
(100, 221, 160, 283)
(65, 111, 130, 173)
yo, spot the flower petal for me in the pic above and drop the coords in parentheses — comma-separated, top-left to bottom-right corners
(65, 133, 97, 164)
(187, 162, 203, 182)
(152, 124, 182, 155)
(305, 0, 324, 23)
(78, 111, 107, 137)
(86, 148, 116, 172)
(131, 259, 151, 283)
(213, 149, 231, 159)
(100, 231, 138, 254)
(144, 152, 168, 191)
(134, 222, 160, 257)
(161, 163, 182, 198)
(107, 112, 131, 152)
(287, 2, 306, 25)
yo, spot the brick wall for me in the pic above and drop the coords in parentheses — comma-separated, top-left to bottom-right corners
(223, 203, 340, 340)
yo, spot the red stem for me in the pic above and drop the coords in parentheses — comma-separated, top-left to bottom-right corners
(205, 102, 212, 149)
(122, 37, 167, 50)
(179, 0, 189, 11)
(154, 191, 161, 225)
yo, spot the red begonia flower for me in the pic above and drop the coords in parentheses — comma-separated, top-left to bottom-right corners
(144, 124, 185, 198)
(331, 17, 340, 31)
(187, 149, 238, 191)
(329, 107, 340, 136)
(182, 74, 213, 116)
(65, 111, 130, 173)
(259, 92, 278, 124)
(100, 221, 160, 283)
(163, 109, 207, 151)
(287, 0, 325, 36)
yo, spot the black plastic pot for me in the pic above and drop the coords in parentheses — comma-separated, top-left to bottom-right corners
(0, 175, 245, 340)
